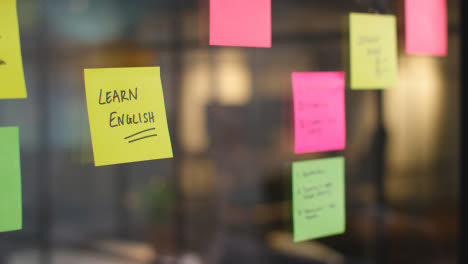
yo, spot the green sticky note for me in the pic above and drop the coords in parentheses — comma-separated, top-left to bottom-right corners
(349, 13, 398, 89)
(292, 157, 345, 242)
(0, 126, 22, 232)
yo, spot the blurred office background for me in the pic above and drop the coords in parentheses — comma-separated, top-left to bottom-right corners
(0, 0, 460, 263)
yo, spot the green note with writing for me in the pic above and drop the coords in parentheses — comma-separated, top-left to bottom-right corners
(293, 157, 345, 242)
(0, 126, 22, 232)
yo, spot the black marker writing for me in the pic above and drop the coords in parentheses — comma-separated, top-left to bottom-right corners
(110, 111, 155, 127)
(358, 36, 379, 45)
(99, 86, 158, 143)
(128, 134, 158, 143)
(302, 170, 324, 177)
(99, 87, 137, 105)
(124, 127, 158, 143)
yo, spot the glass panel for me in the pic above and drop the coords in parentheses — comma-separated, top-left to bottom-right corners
(0, 0, 460, 263)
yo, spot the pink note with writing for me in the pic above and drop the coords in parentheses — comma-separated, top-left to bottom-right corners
(210, 0, 271, 48)
(405, 0, 447, 56)
(292, 72, 346, 154)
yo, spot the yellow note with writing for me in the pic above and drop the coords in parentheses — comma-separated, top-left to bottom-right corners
(0, 0, 27, 99)
(84, 67, 173, 166)
(349, 13, 397, 89)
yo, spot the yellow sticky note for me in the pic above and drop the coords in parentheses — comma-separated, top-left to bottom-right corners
(0, 0, 27, 99)
(349, 13, 398, 89)
(84, 67, 173, 166)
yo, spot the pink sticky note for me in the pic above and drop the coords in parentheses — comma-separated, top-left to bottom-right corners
(292, 72, 346, 154)
(405, 0, 447, 56)
(209, 0, 271, 48)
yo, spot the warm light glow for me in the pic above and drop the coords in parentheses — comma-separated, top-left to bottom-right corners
(214, 49, 252, 105)
(180, 51, 212, 154)
(180, 49, 252, 153)
(385, 56, 443, 167)
(384, 55, 445, 203)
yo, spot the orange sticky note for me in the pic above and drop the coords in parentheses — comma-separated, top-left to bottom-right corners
(405, 0, 447, 56)
(292, 72, 346, 154)
(210, 0, 271, 47)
